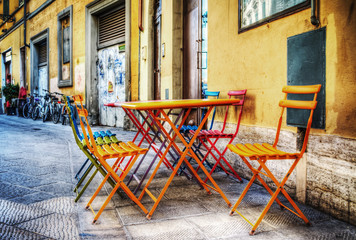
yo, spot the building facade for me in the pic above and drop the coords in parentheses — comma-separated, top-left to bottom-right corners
(0, 0, 140, 126)
(1, 0, 355, 226)
(138, 0, 355, 224)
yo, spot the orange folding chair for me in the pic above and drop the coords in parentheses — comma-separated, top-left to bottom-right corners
(72, 95, 149, 223)
(228, 84, 321, 235)
(190, 89, 247, 182)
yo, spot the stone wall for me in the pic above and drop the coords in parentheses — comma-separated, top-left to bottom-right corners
(212, 122, 356, 225)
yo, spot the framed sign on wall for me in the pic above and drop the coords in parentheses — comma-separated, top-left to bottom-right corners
(238, 0, 310, 33)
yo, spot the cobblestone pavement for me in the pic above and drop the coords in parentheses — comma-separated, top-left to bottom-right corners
(0, 115, 355, 239)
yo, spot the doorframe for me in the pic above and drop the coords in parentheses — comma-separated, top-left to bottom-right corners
(153, 0, 161, 100)
(85, 0, 129, 125)
(182, 0, 203, 124)
(183, 0, 203, 100)
(1, 47, 12, 113)
(30, 28, 49, 94)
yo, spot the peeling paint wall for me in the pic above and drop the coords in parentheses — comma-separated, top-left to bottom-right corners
(97, 45, 125, 127)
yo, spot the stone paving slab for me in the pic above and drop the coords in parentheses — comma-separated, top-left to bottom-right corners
(1, 115, 356, 239)
(0, 182, 34, 201)
(9, 191, 55, 205)
(16, 213, 79, 240)
(0, 223, 49, 240)
(0, 199, 52, 225)
(125, 218, 206, 239)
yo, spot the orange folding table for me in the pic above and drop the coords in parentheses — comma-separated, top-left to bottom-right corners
(105, 99, 240, 219)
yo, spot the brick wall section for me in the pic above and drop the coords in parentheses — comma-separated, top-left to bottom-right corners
(212, 122, 356, 225)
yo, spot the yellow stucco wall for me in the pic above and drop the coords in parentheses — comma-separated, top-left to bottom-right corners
(139, 0, 153, 101)
(160, 1, 173, 100)
(26, 0, 90, 97)
(1, 0, 140, 102)
(0, 26, 23, 87)
(131, 0, 139, 101)
(208, 0, 356, 138)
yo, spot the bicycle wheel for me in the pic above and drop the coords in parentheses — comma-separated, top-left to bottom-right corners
(52, 104, 61, 124)
(43, 106, 49, 122)
(23, 103, 30, 119)
(61, 105, 67, 125)
(32, 106, 39, 120)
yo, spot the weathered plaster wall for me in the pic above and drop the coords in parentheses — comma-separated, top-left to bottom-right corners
(0, 26, 23, 86)
(139, 0, 154, 101)
(208, 0, 356, 224)
(208, 0, 356, 138)
(160, 1, 173, 100)
(26, 0, 91, 98)
(131, 0, 139, 101)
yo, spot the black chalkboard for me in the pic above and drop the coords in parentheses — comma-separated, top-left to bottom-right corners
(287, 28, 326, 129)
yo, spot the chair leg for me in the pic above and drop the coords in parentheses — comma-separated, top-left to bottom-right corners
(74, 162, 94, 193)
(250, 185, 283, 235)
(93, 181, 121, 223)
(86, 173, 110, 209)
(199, 139, 230, 173)
(74, 158, 90, 180)
(230, 156, 286, 235)
(258, 158, 310, 224)
(195, 138, 219, 172)
(200, 137, 243, 182)
(75, 168, 99, 202)
(230, 171, 257, 215)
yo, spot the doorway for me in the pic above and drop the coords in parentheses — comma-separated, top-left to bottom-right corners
(183, 0, 204, 125)
(86, 0, 130, 126)
(96, 6, 126, 127)
(30, 29, 49, 97)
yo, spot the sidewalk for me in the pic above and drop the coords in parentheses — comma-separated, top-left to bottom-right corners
(0, 114, 355, 239)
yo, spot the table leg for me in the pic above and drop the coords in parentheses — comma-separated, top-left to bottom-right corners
(141, 107, 231, 219)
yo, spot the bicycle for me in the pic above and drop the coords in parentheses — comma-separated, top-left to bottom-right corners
(32, 90, 51, 121)
(42, 90, 59, 122)
(51, 92, 63, 124)
(23, 93, 40, 119)
(59, 94, 77, 125)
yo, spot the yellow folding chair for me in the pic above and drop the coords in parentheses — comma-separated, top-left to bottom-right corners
(228, 84, 321, 235)
(72, 95, 149, 223)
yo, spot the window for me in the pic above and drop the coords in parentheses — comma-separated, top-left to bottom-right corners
(57, 5, 73, 87)
(239, 0, 310, 33)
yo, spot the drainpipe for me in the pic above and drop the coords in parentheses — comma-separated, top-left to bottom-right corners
(24, 0, 30, 89)
(311, 0, 319, 26)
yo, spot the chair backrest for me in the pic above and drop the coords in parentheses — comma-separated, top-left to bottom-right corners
(72, 95, 99, 156)
(273, 84, 321, 155)
(65, 96, 83, 141)
(203, 90, 220, 130)
(221, 89, 247, 135)
(64, 95, 86, 151)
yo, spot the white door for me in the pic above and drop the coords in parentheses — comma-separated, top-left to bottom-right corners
(97, 45, 125, 127)
(38, 66, 48, 97)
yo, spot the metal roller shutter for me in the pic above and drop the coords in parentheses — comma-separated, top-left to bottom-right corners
(39, 42, 47, 65)
(98, 7, 125, 49)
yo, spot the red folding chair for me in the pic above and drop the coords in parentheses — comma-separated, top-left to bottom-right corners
(190, 89, 247, 182)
